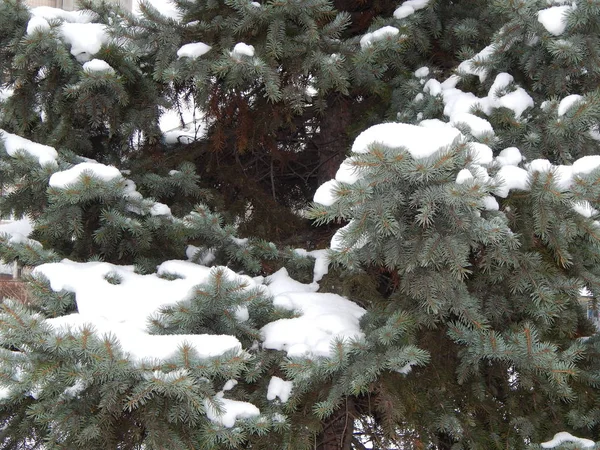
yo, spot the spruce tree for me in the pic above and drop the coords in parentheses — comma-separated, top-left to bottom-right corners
(2, 0, 600, 448)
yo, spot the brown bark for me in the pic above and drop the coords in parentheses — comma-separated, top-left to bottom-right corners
(316, 93, 353, 185)
(316, 399, 355, 450)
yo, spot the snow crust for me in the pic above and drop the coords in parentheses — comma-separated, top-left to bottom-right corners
(60, 23, 109, 59)
(414, 66, 430, 78)
(231, 43, 255, 59)
(82, 59, 115, 74)
(177, 42, 212, 59)
(558, 94, 584, 116)
(261, 268, 365, 357)
(266, 376, 293, 403)
(537, 6, 572, 36)
(26, 16, 50, 35)
(351, 122, 461, 158)
(360, 26, 400, 49)
(30, 6, 96, 23)
(49, 162, 122, 188)
(458, 45, 495, 82)
(0, 130, 58, 165)
(540, 432, 595, 448)
(393, 0, 430, 19)
(205, 395, 260, 427)
(0, 218, 34, 240)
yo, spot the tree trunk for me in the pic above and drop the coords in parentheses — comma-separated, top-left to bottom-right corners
(316, 400, 355, 450)
(316, 93, 353, 185)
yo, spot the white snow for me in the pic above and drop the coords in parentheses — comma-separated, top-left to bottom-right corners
(558, 94, 584, 116)
(34, 260, 245, 363)
(59, 23, 109, 59)
(205, 395, 260, 428)
(150, 202, 172, 216)
(458, 45, 495, 82)
(0, 130, 58, 165)
(49, 162, 122, 188)
(26, 16, 50, 35)
(494, 166, 529, 198)
(541, 432, 594, 448)
(261, 269, 365, 357)
(496, 147, 522, 166)
(335, 158, 360, 184)
(424, 79, 442, 96)
(456, 169, 473, 185)
(414, 66, 430, 78)
(482, 196, 499, 210)
(0, 218, 34, 240)
(436, 72, 533, 120)
(231, 43, 255, 59)
(136, 0, 182, 20)
(82, 59, 115, 74)
(313, 179, 339, 206)
(537, 6, 572, 36)
(360, 26, 400, 49)
(450, 113, 494, 137)
(351, 122, 462, 159)
(393, 0, 430, 19)
(266, 376, 293, 403)
(177, 42, 212, 59)
(30, 6, 96, 23)
(469, 143, 493, 165)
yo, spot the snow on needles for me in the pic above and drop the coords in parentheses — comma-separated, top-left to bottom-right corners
(394, 0, 430, 19)
(537, 5, 573, 36)
(177, 42, 212, 59)
(49, 162, 122, 188)
(541, 432, 595, 448)
(360, 26, 400, 49)
(31, 258, 367, 426)
(0, 130, 58, 166)
(260, 268, 366, 357)
(26, 7, 109, 60)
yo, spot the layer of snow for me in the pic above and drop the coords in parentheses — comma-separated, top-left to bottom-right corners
(205, 395, 260, 428)
(313, 180, 339, 206)
(160, 98, 206, 144)
(30, 6, 96, 23)
(231, 43, 255, 59)
(360, 26, 400, 49)
(456, 169, 473, 184)
(0, 130, 58, 165)
(458, 45, 495, 82)
(47, 314, 241, 362)
(0, 218, 34, 242)
(335, 158, 360, 184)
(49, 162, 122, 188)
(450, 112, 494, 137)
(177, 42, 212, 59)
(351, 123, 462, 158)
(150, 202, 172, 216)
(537, 5, 572, 36)
(26, 16, 50, 35)
(558, 94, 584, 116)
(261, 269, 365, 357)
(494, 166, 529, 198)
(59, 23, 109, 59)
(35, 260, 245, 362)
(496, 147, 522, 166)
(440, 72, 533, 119)
(266, 376, 293, 403)
(414, 66, 430, 78)
(541, 432, 594, 448)
(394, 0, 430, 19)
(135, 0, 182, 20)
(82, 59, 115, 74)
